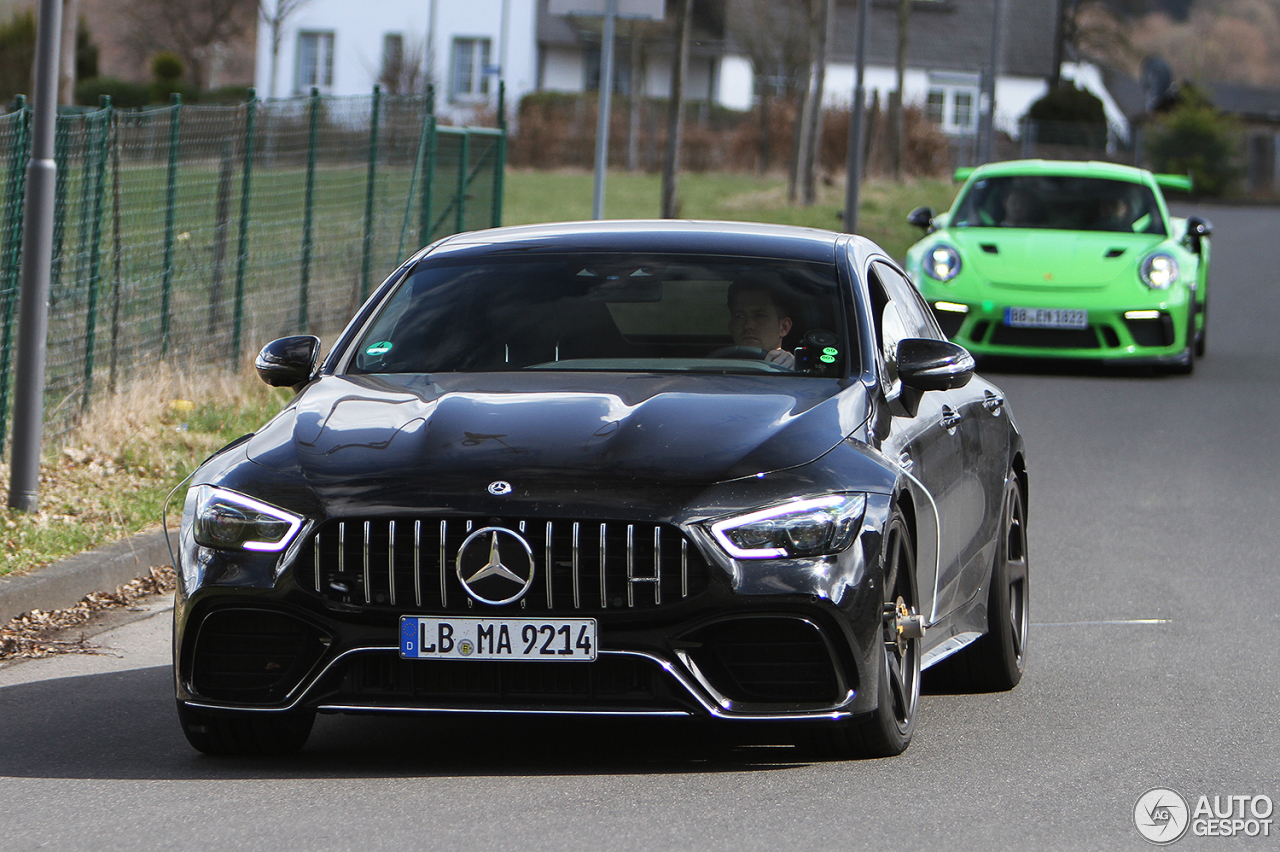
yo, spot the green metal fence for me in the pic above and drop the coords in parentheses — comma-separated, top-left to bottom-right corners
(0, 85, 505, 448)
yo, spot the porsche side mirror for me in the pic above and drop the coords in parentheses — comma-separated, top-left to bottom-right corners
(897, 338, 975, 391)
(1185, 215, 1213, 254)
(907, 206, 935, 232)
(256, 335, 320, 390)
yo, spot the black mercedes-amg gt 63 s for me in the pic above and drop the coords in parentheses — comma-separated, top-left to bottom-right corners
(171, 220, 1029, 758)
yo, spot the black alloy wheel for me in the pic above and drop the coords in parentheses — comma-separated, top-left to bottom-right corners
(177, 702, 315, 756)
(1171, 309, 1196, 375)
(930, 472, 1029, 691)
(809, 508, 920, 759)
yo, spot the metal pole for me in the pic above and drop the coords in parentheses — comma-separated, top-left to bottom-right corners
(232, 89, 257, 361)
(160, 93, 181, 356)
(420, 85, 437, 248)
(300, 87, 319, 332)
(8, 0, 62, 512)
(492, 81, 505, 228)
(842, 0, 870, 233)
(360, 85, 382, 300)
(978, 0, 1006, 165)
(0, 97, 31, 457)
(81, 96, 111, 412)
(591, 0, 618, 220)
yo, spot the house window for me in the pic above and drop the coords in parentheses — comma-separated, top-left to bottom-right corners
(926, 78, 979, 136)
(451, 37, 492, 102)
(584, 46, 632, 96)
(381, 33, 405, 93)
(296, 31, 335, 94)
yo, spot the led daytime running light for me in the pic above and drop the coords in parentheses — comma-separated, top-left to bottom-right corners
(709, 494, 867, 560)
(191, 486, 304, 552)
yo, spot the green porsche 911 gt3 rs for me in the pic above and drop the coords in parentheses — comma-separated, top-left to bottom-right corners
(904, 160, 1212, 373)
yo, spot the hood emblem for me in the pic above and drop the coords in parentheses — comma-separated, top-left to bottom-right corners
(487, 480, 513, 495)
(456, 527, 535, 605)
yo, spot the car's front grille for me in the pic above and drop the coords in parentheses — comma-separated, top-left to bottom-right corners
(989, 324, 1101, 349)
(330, 652, 688, 711)
(294, 517, 713, 613)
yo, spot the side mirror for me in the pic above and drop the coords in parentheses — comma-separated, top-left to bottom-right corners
(255, 335, 320, 390)
(907, 206, 935, 232)
(1184, 215, 1213, 254)
(897, 338, 975, 391)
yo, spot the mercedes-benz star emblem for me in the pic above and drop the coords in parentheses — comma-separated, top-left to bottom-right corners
(455, 526, 535, 605)
(487, 480, 513, 495)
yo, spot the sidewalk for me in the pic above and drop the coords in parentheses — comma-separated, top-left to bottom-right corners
(0, 529, 173, 624)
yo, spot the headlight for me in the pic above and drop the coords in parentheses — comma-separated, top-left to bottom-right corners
(1140, 253, 1179, 290)
(922, 244, 961, 282)
(708, 494, 867, 559)
(187, 485, 304, 552)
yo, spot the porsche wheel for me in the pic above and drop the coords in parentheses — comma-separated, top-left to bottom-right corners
(177, 702, 315, 756)
(811, 509, 920, 759)
(1194, 297, 1207, 357)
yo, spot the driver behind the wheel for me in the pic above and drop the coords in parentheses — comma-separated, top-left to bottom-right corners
(727, 278, 795, 369)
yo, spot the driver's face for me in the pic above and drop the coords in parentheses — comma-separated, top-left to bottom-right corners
(729, 289, 792, 351)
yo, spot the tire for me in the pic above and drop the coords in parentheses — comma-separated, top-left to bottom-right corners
(809, 509, 921, 759)
(177, 702, 315, 756)
(1169, 310, 1195, 375)
(1194, 297, 1207, 358)
(930, 473, 1029, 692)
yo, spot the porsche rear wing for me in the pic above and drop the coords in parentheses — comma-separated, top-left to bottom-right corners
(950, 167, 1194, 193)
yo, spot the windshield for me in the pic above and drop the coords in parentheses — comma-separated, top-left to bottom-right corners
(346, 253, 851, 377)
(951, 175, 1166, 235)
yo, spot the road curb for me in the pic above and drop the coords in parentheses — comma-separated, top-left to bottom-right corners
(0, 529, 174, 624)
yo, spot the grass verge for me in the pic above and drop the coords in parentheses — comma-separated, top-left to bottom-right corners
(0, 366, 290, 580)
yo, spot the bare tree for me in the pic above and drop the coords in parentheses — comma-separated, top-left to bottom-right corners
(661, 0, 693, 219)
(260, 0, 315, 98)
(792, 0, 831, 205)
(727, 0, 807, 174)
(376, 34, 435, 95)
(890, 0, 910, 181)
(124, 0, 257, 92)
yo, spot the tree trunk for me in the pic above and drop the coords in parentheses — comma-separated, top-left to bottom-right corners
(801, 0, 832, 205)
(58, 0, 80, 104)
(891, 0, 910, 181)
(661, 0, 692, 219)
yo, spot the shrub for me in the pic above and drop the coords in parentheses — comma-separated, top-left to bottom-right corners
(1026, 83, 1107, 147)
(74, 77, 149, 109)
(1144, 85, 1241, 197)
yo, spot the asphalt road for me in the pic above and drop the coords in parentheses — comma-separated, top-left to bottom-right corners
(1, 204, 1277, 851)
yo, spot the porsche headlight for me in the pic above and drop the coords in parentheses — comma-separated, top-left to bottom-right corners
(923, 244, 961, 282)
(186, 485, 303, 552)
(708, 494, 867, 559)
(1140, 253, 1179, 290)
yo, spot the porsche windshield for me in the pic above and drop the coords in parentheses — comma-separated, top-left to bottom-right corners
(951, 175, 1166, 235)
(346, 253, 850, 376)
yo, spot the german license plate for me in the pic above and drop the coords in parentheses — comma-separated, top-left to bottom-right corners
(1004, 307, 1087, 329)
(399, 616, 597, 662)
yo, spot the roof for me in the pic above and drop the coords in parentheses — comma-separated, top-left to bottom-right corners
(1203, 81, 1280, 122)
(425, 219, 851, 264)
(538, 0, 1059, 79)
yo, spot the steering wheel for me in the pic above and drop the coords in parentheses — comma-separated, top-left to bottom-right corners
(707, 345, 768, 360)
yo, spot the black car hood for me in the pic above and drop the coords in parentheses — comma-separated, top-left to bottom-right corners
(247, 372, 868, 493)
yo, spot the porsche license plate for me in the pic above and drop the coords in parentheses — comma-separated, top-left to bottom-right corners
(1004, 307, 1088, 329)
(399, 616, 597, 661)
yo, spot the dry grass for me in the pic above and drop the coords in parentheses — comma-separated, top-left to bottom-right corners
(0, 364, 289, 579)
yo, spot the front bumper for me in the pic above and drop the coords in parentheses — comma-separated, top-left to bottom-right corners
(927, 297, 1193, 362)
(173, 498, 895, 724)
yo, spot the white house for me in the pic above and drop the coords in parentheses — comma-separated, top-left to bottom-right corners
(255, 0, 538, 123)
(256, 0, 1126, 143)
